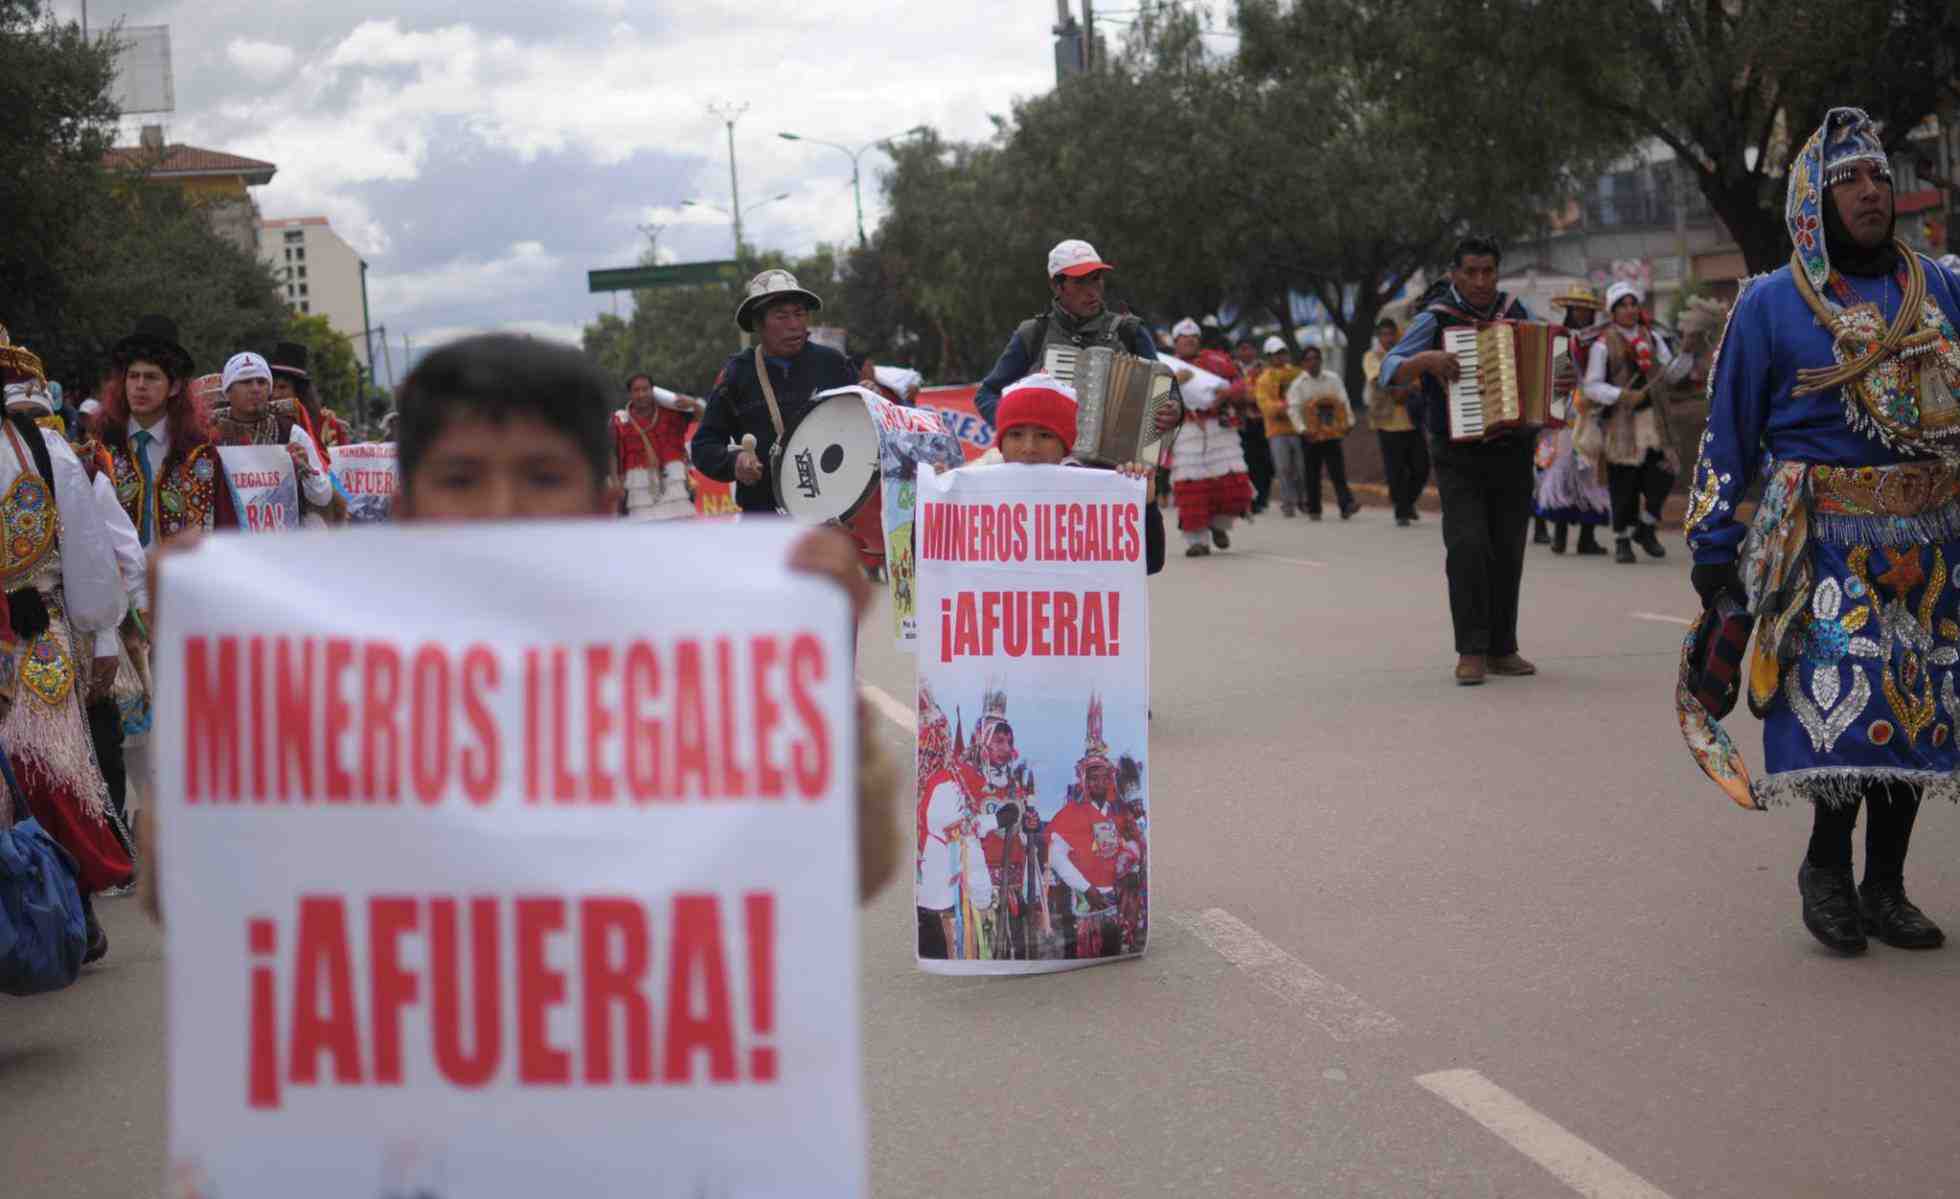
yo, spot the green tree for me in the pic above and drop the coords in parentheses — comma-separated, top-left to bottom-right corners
(1280, 0, 1960, 274)
(1, 1, 118, 374)
(46, 178, 291, 390)
(281, 311, 364, 421)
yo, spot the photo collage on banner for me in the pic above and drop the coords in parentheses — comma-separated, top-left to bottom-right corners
(327, 442, 399, 522)
(912, 463, 1149, 975)
(865, 393, 966, 648)
(214, 444, 300, 533)
(154, 521, 867, 1196)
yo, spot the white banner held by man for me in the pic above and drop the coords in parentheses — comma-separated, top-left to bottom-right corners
(328, 442, 399, 523)
(912, 463, 1150, 975)
(215, 444, 300, 533)
(154, 520, 865, 1197)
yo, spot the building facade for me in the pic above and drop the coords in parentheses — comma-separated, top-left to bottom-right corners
(258, 217, 370, 370)
(103, 124, 275, 255)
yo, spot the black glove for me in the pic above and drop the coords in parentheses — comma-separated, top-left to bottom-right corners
(7, 589, 49, 641)
(1691, 562, 1744, 611)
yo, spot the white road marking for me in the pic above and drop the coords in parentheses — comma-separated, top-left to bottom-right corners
(1169, 908, 1401, 1041)
(859, 681, 916, 733)
(1415, 1069, 1674, 1199)
(1237, 551, 1329, 568)
(1630, 611, 1694, 627)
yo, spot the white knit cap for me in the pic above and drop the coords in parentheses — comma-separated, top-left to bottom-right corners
(1171, 318, 1202, 339)
(1605, 281, 1643, 313)
(1262, 336, 1287, 355)
(222, 351, 272, 392)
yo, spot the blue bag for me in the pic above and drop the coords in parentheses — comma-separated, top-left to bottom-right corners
(0, 817, 87, 995)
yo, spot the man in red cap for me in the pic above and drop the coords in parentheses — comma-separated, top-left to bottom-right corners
(973, 238, 1184, 434)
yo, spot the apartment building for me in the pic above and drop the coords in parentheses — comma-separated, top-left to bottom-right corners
(259, 216, 370, 369)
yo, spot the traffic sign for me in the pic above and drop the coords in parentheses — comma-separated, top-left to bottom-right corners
(586, 260, 744, 293)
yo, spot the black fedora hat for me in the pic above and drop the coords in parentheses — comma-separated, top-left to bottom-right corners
(268, 340, 310, 377)
(112, 314, 193, 376)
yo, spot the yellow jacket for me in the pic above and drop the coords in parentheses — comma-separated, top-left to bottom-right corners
(1254, 365, 1303, 436)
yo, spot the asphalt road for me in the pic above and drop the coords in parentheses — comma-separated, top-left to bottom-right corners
(7, 503, 1958, 1197)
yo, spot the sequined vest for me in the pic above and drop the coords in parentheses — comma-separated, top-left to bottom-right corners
(107, 438, 220, 546)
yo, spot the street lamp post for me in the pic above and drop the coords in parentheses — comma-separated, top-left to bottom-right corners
(777, 126, 930, 248)
(683, 192, 791, 229)
(707, 101, 750, 259)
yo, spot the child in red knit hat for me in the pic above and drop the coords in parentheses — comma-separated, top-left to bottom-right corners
(994, 374, 1164, 573)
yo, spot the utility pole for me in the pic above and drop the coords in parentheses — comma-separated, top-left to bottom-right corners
(1082, 0, 1095, 71)
(708, 101, 749, 261)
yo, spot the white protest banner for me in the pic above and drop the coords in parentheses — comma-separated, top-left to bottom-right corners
(328, 442, 399, 523)
(155, 520, 865, 1197)
(216, 443, 300, 533)
(912, 464, 1149, 975)
(864, 393, 965, 650)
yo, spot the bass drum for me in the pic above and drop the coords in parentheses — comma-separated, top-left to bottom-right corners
(771, 388, 886, 568)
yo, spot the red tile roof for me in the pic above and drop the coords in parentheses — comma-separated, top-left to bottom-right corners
(104, 143, 276, 185)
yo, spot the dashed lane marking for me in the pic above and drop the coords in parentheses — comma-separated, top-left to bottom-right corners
(1630, 611, 1694, 627)
(859, 681, 915, 734)
(1415, 1069, 1674, 1199)
(1168, 908, 1401, 1041)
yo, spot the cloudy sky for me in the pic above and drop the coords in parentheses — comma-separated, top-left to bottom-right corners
(69, 2, 1071, 383)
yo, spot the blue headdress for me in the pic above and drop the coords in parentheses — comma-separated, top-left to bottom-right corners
(1785, 107, 1891, 293)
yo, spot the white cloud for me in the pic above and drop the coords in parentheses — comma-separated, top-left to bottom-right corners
(223, 37, 297, 80)
(368, 241, 561, 315)
(144, 1, 1067, 345)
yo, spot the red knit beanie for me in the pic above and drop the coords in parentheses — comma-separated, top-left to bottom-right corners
(996, 374, 1078, 453)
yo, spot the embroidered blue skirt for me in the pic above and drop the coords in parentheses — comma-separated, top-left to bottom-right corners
(1754, 463, 1960, 805)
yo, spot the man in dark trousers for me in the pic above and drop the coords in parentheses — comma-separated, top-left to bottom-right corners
(1378, 236, 1539, 686)
(691, 269, 857, 513)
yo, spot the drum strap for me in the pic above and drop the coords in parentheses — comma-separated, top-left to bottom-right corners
(752, 347, 787, 441)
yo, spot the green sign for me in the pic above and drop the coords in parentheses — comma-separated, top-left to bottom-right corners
(587, 260, 743, 293)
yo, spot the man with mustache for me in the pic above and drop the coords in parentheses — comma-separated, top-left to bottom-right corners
(1683, 107, 1960, 956)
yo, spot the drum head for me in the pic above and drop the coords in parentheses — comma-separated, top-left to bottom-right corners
(774, 394, 880, 523)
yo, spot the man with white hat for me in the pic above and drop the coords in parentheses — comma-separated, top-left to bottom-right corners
(1582, 281, 1692, 563)
(691, 268, 857, 513)
(972, 238, 1184, 432)
(210, 350, 337, 521)
(1250, 336, 1306, 516)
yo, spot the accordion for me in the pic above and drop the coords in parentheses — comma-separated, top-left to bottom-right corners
(1040, 344, 1178, 464)
(1442, 320, 1558, 442)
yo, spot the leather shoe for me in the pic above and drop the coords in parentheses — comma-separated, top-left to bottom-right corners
(1184, 543, 1210, 558)
(1798, 861, 1868, 954)
(1454, 654, 1487, 685)
(1634, 525, 1668, 559)
(1860, 881, 1946, 949)
(1615, 538, 1637, 564)
(1488, 653, 1536, 677)
(1211, 526, 1231, 549)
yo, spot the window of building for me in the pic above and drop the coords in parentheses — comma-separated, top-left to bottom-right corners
(284, 230, 303, 244)
(299, 284, 308, 297)
(300, 301, 310, 314)
(297, 266, 306, 280)
(287, 284, 296, 298)
(284, 248, 292, 261)
(295, 247, 305, 262)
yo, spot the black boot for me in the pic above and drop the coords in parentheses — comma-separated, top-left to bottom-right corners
(1614, 536, 1636, 564)
(1634, 524, 1667, 559)
(1549, 522, 1569, 555)
(1575, 526, 1607, 556)
(1798, 861, 1868, 954)
(1532, 517, 1550, 545)
(1860, 881, 1945, 949)
(82, 893, 108, 964)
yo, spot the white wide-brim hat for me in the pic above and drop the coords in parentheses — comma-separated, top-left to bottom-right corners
(736, 269, 823, 333)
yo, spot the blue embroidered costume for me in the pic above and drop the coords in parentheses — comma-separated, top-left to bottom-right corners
(1684, 109, 1960, 808)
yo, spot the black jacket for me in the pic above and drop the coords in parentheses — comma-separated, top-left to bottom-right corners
(690, 343, 858, 512)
